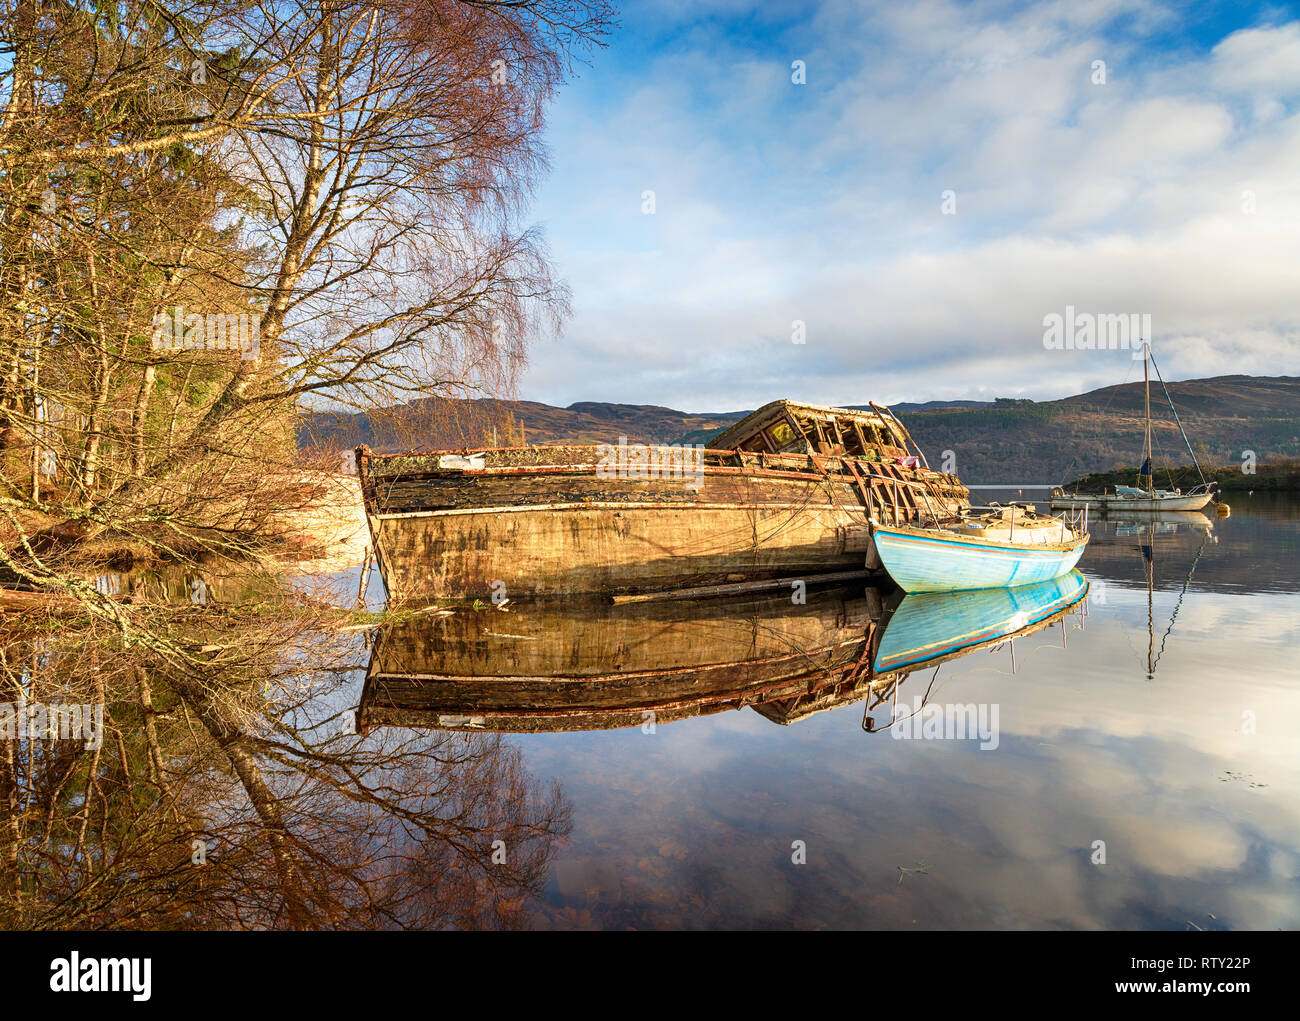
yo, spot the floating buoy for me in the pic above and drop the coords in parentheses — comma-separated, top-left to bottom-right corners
(1216, 502, 1231, 518)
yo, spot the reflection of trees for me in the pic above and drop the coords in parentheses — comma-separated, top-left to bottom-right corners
(0, 609, 569, 929)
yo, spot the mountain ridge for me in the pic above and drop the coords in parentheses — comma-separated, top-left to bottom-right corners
(300, 375, 1300, 484)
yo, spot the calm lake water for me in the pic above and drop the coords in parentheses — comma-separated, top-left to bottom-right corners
(42, 493, 1295, 929)
(355, 491, 1300, 930)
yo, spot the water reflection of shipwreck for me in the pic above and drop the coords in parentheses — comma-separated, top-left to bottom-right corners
(355, 401, 968, 602)
(358, 573, 1089, 735)
(360, 582, 892, 733)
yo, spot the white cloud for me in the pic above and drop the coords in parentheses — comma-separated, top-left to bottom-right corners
(525, 2, 1300, 409)
(1211, 22, 1300, 95)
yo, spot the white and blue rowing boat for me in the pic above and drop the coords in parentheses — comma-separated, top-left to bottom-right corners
(871, 504, 1089, 592)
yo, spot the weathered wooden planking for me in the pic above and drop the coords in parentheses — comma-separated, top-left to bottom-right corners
(360, 665, 870, 733)
(373, 502, 873, 600)
(373, 468, 861, 514)
(370, 463, 966, 513)
(750, 672, 890, 726)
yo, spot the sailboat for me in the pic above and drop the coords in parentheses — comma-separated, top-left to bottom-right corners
(1050, 344, 1218, 513)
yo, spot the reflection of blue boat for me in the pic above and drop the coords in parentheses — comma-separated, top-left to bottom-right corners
(872, 514, 1088, 592)
(873, 571, 1089, 672)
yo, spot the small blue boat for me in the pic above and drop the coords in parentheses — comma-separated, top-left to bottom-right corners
(874, 571, 1089, 672)
(872, 505, 1089, 592)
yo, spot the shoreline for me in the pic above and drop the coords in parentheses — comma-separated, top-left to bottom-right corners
(1061, 463, 1300, 494)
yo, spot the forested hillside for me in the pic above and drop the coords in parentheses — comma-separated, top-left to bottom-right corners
(302, 377, 1300, 484)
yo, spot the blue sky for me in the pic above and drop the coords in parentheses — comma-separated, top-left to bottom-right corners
(519, 0, 1300, 412)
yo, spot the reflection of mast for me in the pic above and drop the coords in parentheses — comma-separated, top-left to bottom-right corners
(1139, 517, 1212, 677)
(1151, 527, 1211, 675)
(1145, 520, 1155, 677)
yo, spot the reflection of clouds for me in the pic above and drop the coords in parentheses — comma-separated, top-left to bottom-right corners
(1093, 588, 1300, 651)
(522, 586, 1300, 928)
(1012, 604, 1300, 763)
(905, 734, 1297, 930)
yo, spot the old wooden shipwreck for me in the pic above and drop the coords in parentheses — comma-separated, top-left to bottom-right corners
(356, 399, 969, 602)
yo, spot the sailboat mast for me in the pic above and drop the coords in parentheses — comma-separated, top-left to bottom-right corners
(1143, 341, 1153, 495)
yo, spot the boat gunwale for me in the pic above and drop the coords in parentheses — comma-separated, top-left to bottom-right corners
(871, 520, 1090, 556)
(372, 500, 870, 519)
(368, 461, 930, 484)
(361, 669, 863, 730)
(360, 636, 878, 732)
(363, 455, 970, 516)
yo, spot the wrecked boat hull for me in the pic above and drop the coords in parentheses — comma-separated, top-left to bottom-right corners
(369, 500, 871, 601)
(357, 445, 968, 601)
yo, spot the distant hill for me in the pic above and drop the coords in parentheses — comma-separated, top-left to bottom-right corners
(887, 400, 992, 413)
(897, 376, 1300, 483)
(299, 397, 748, 454)
(300, 376, 1300, 485)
